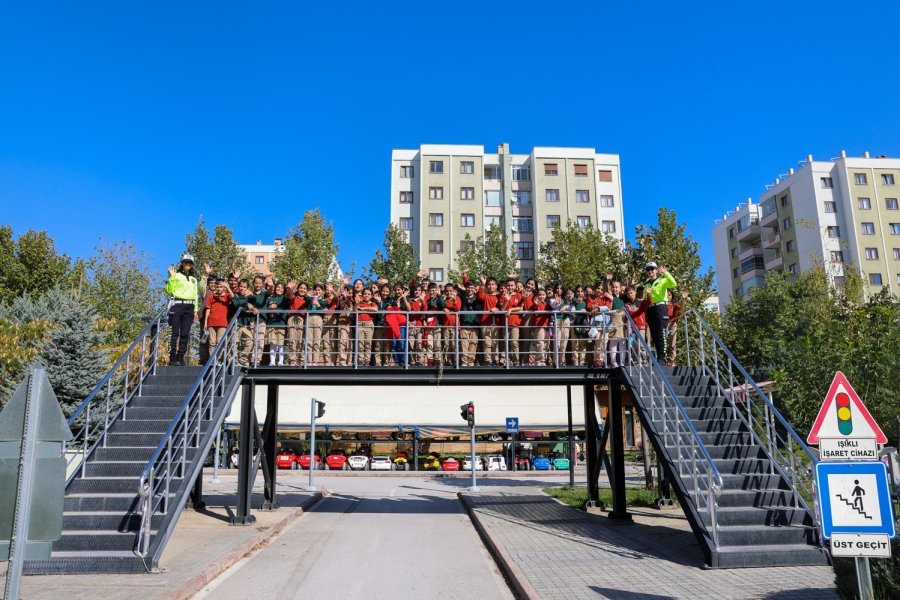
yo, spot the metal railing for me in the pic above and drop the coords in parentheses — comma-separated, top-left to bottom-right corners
(136, 310, 241, 555)
(243, 308, 628, 369)
(623, 309, 724, 547)
(63, 307, 169, 483)
(683, 308, 818, 517)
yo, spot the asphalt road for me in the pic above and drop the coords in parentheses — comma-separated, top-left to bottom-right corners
(192, 476, 516, 600)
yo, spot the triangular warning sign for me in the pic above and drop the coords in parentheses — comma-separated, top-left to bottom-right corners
(807, 371, 887, 444)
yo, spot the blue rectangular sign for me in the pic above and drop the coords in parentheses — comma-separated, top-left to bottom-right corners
(505, 417, 519, 434)
(816, 461, 896, 539)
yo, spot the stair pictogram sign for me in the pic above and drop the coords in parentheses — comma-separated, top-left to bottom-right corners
(806, 371, 887, 445)
(835, 482, 873, 520)
(815, 462, 896, 539)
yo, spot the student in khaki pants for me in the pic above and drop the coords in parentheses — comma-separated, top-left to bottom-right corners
(458, 280, 482, 366)
(355, 289, 378, 365)
(285, 281, 308, 366)
(305, 284, 327, 365)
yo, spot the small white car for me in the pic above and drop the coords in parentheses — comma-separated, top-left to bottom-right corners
(347, 454, 370, 471)
(485, 455, 507, 471)
(462, 455, 484, 471)
(370, 456, 394, 471)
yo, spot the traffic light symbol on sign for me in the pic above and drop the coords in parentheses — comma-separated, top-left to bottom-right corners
(835, 392, 851, 435)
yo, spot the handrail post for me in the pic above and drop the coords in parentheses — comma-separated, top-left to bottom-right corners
(684, 313, 691, 365)
(163, 438, 172, 515)
(504, 318, 510, 369)
(82, 404, 90, 478)
(103, 379, 111, 447)
(553, 317, 559, 369)
(455, 317, 460, 369)
(354, 312, 359, 369)
(253, 313, 260, 367)
(139, 334, 147, 396)
(124, 353, 131, 419)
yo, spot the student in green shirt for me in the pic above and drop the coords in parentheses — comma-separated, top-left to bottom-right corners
(265, 282, 288, 366)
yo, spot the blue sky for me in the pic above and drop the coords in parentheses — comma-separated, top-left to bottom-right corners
(2, 2, 899, 283)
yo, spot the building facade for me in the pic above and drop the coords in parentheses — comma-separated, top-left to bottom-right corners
(390, 143, 624, 283)
(714, 151, 900, 306)
(238, 238, 284, 277)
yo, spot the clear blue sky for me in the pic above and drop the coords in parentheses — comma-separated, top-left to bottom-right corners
(3, 2, 899, 283)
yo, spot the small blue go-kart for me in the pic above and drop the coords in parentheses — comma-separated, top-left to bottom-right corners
(531, 455, 551, 471)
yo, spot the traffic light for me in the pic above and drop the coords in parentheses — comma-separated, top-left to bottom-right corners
(459, 402, 475, 427)
(315, 400, 326, 419)
(835, 392, 852, 435)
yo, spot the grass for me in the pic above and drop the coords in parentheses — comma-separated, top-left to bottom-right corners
(543, 485, 662, 509)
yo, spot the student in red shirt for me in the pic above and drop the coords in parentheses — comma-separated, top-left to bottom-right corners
(499, 280, 524, 366)
(464, 273, 503, 366)
(203, 277, 233, 359)
(665, 290, 686, 366)
(355, 288, 378, 366)
(285, 281, 308, 366)
(407, 285, 426, 366)
(524, 288, 551, 365)
(442, 283, 462, 366)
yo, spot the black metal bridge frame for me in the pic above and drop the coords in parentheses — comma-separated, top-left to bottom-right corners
(229, 367, 631, 524)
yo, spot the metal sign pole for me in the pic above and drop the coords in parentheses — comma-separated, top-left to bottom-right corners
(212, 427, 221, 483)
(567, 386, 575, 488)
(469, 424, 478, 491)
(856, 557, 874, 600)
(308, 397, 317, 492)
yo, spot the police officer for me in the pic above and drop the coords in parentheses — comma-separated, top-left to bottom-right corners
(643, 262, 677, 362)
(166, 253, 201, 365)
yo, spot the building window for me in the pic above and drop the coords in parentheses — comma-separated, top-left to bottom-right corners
(862, 222, 876, 235)
(821, 177, 833, 189)
(827, 226, 841, 238)
(483, 165, 501, 180)
(869, 273, 883, 286)
(729, 227, 735, 239)
(601, 220, 617, 233)
(882, 173, 895, 185)
(599, 195, 615, 208)
(512, 191, 531, 206)
(598, 170, 613, 182)
(429, 161, 443, 174)
(459, 161, 474, 174)
(865, 248, 879, 260)
(824, 201, 837, 213)
(886, 198, 899, 210)
(789, 264, 798, 275)
(511, 166, 531, 181)
(429, 268, 444, 282)
(428, 240, 444, 254)
(830, 251, 844, 263)
(894, 248, 900, 260)
(255, 256, 264, 265)
(575, 190, 590, 203)
(780, 195, 789, 207)
(782, 217, 792, 230)
(576, 216, 591, 228)
(890, 223, 900, 235)
(460, 240, 475, 252)
(546, 215, 560, 228)
(485, 216, 502, 229)
(400, 165, 414, 178)
(400, 191, 414, 204)
(399, 217, 413, 231)
(732, 267, 739, 278)
(429, 186, 444, 200)
(460, 187, 475, 200)
(574, 164, 588, 177)
(544, 163, 558, 176)
(513, 217, 533, 233)
(858, 197, 871, 210)
(484, 190, 502, 206)
(854, 173, 868, 185)
(730, 247, 737, 258)
(429, 213, 444, 227)
(786, 239, 795, 252)
(546, 189, 560, 202)
(514, 241, 534, 260)
(460, 213, 475, 227)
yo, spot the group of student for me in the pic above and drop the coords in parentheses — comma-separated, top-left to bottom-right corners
(167, 254, 683, 369)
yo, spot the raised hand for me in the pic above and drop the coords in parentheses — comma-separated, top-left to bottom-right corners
(417, 269, 428, 279)
(606, 272, 613, 281)
(204, 263, 212, 275)
(167, 265, 176, 276)
(233, 269, 242, 278)
(659, 266, 668, 275)
(507, 272, 519, 279)
(479, 275, 487, 285)
(342, 275, 351, 285)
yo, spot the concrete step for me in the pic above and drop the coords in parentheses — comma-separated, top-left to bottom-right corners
(713, 544, 829, 568)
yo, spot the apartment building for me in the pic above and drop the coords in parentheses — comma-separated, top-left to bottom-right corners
(714, 151, 900, 306)
(238, 238, 284, 277)
(390, 143, 624, 283)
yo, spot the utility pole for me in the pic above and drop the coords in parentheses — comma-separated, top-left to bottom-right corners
(308, 398, 325, 491)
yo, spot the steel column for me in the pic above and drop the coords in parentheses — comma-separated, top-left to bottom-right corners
(583, 384, 601, 507)
(231, 381, 257, 525)
(262, 384, 279, 510)
(608, 377, 632, 521)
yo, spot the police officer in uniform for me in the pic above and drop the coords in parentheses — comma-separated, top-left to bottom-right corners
(166, 253, 201, 365)
(643, 261, 677, 362)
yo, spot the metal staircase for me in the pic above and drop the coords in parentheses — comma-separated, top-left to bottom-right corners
(24, 309, 243, 574)
(620, 309, 828, 568)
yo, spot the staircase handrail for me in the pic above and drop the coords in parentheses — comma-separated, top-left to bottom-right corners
(623, 310, 724, 546)
(688, 308, 819, 514)
(136, 309, 242, 556)
(64, 306, 169, 482)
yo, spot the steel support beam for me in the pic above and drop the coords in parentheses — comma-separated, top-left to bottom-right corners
(262, 384, 279, 510)
(608, 377, 632, 521)
(231, 381, 256, 525)
(583, 384, 601, 507)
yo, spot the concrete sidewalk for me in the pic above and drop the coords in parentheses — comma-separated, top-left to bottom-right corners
(460, 486, 839, 600)
(0, 476, 320, 600)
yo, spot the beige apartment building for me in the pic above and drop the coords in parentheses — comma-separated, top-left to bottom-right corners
(390, 143, 624, 283)
(238, 238, 284, 277)
(714, 151, 900, 306)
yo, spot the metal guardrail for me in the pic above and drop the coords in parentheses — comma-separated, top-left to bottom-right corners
(623, 309, 724, 547)
(684, 308, 819, 518)
(136, 310, 241, 556)
(63, 307, 169, 483)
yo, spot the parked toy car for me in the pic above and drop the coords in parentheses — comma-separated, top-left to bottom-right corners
(485, 455, 507, 471)
(297, 453, 323, 470)
(275, 449, 300, 470)
(347, 453, 370, 471)
(549, 451, 570, 470)
(531, 454, 551, 471)
(392, 452, 409, 471)
(422, 453, 442, 471)
(325, 450, 348, 470)
(370, 456, 393, 471)
(462, 455, 484, 471)
(514, 453, 532, 471)
(440, 457, 460, 471)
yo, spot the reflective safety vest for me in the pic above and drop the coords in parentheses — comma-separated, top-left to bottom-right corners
(166, 271, 199, 301)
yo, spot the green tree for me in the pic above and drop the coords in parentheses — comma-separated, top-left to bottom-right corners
(184, 218, 250, 281)
(365, 223, 420, 284)
(536, 221, 630, 285)
(448, 224, 517, 283)
(84, 240, 162, 344)
(632, 208, 715, 311)
(0, 226, 71, 303)
(271, 208, 340, 284)
(0, 318, 51, 409)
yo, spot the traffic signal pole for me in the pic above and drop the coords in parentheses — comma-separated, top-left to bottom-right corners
(469, 423, 478, 491)
(308, 397, 325, 492)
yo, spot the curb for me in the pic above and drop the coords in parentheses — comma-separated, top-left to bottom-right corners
(458, 493, 539, 600)
(165, 493, 322, 600)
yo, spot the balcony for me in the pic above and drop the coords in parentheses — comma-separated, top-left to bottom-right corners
(736, 223, 761, 242)
(738, 245, 763, 262)
(760, 208, 779, 227)
(764, 253, 783, 270)
(763, 233, 781, 248)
